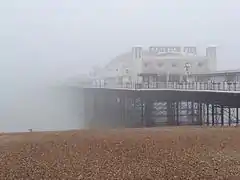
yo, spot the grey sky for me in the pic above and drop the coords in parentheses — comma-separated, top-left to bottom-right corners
(0, 0, 240, 131)
(1, 1, 240, 81)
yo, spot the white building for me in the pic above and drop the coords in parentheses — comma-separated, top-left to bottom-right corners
(91, 46, 217, 85)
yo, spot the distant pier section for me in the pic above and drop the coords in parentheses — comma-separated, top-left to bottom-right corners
(68, 45, 240, 128)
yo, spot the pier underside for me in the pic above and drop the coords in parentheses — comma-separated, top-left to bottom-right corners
(82, 88, 240, 128)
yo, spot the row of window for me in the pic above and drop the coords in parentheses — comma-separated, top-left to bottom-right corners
(115, 68, 129, 73)
(143, 62, 204, 68)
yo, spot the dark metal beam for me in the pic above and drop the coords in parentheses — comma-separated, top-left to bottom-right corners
(237, 108, 239, 126)
(212, 104, 215, 126)
(221, 105, 224, 126)
(176, 101, 179, 126)
(191, 101, 194, 124)
(199, 102, 203, 125)
(207, 103, 209, 126)
(228, 107, 231, 126)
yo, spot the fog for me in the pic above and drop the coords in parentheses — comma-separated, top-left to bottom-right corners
(0, 0, 240, 132)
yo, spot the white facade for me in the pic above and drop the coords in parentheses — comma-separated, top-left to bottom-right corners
(92, 46, 217, 83)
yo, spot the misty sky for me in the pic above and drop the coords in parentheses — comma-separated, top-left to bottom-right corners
(1, 0, 240, 84)
(0, 0, 240, 131)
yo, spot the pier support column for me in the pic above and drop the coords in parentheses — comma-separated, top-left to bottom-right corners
(167, 101, 175, 125)
(206, 103, 209, 126)
(228, 107, 231, 126)
(144, 99, 154, 127)
(212, 104, 215, 126)
(191, 101, 195, 124)
(237, 107, 239, 126)
(140, 97, 144, 127)
(198, 102, 203, 125)
(221, 105, 224, 126)
(120, 94, 126, 127)
(176, 101, 180, 126)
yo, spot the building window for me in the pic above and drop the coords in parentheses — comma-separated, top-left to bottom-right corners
(135, 51, 139, 59)
(172, 63, 177, 67)
(197, 62, 203, 67)
(158, 63, 164, 67)
(169, 74, 180, 82)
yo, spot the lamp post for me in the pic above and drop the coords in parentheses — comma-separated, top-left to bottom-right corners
(184, 62, 191, 82)
(125, 68, 130, 88)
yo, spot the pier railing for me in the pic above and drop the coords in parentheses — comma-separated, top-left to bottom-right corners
(92, 81, 240, 91)
(139, 82, 240, 91)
